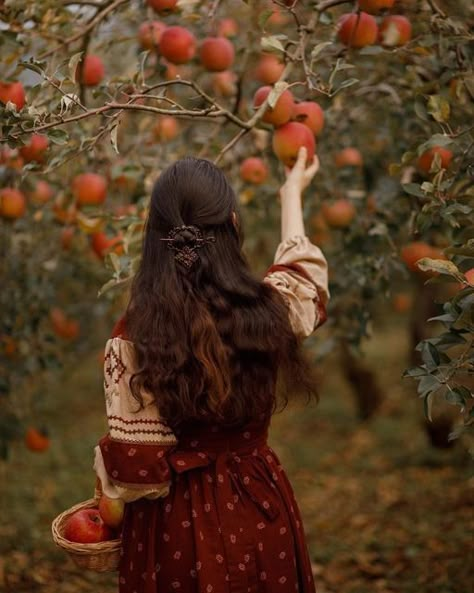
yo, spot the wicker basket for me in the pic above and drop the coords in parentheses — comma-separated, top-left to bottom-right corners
(51, 479, 121, 572)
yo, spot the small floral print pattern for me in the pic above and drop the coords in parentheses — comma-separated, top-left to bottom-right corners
(117, 420, 316, 593)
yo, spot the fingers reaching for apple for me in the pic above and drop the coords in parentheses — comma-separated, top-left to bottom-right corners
(282, 146, 320, 195)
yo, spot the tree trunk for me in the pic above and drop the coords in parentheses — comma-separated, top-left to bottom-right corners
(340, 340, 384, 421)
(410, 278, 456, 449)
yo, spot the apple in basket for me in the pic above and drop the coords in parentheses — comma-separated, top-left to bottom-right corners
(98, 493, 125, 528)
(64, 509, 114, 543)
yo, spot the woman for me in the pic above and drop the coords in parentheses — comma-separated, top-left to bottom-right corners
(94, 146, 329, 593)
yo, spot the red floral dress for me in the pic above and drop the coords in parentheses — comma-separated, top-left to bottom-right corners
(94, 235, 329, 593)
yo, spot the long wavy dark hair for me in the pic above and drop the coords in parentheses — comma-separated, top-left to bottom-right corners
(125, 157, 318, 429)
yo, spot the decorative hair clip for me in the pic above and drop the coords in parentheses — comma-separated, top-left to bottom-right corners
(159, 224, 215, 270)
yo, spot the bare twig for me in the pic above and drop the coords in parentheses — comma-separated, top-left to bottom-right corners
(62, 0, 105, 5)
(208, 0, 223, 21)
(214, 128, 248, 165)
(426, 0, 447, 18)
(314, 0, 354, 11)
(39, 0, 129, 60)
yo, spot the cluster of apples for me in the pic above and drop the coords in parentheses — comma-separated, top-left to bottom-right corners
(253, 87, 324, 168)
(338, 0, 412, 48)
(238, 93, 323, 184)
(0, 139, 53, 220)
(64, 493, 124, 544)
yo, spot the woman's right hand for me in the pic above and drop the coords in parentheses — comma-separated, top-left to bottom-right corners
(280, 147, 320, 198)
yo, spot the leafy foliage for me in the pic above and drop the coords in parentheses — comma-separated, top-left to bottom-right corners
(0, 0, 473, 457)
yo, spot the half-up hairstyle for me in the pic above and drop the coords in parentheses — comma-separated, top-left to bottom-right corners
(125, 157, 318, 429)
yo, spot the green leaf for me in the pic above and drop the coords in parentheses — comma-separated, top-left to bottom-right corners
(417, 134, 454, 154)
(414, 95, 429, 121)
(445, 386, 470, 408)
(433, 332, 466, 350)
(335, 78, 359, 93)
(110, 123, 119, 154)
(310, 41, 332, 61)
(427, 94, 450, 123)
(68, 52, 83, 82)
(416, 257, 463, 280)
(20, 59, 45, 75)
(261, 35, 286, 54)
(423, 391, 435, 422)
(402, 183, 425, 198)
(420, 342, 440, 367)
(267, 81, 289, 108)
(46, 128, 69, 145)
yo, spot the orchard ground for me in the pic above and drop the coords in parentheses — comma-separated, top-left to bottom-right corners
(1, 316, 471, 593)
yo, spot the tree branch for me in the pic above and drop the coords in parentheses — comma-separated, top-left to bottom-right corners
(39, 0, 129, 60)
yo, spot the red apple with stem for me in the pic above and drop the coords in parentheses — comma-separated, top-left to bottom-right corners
(64, 509, 114, 543)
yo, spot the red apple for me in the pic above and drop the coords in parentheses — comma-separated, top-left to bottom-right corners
(64, 509, 113, 543)
(379, 15, 412, 46)
(0, 81, 26, 110)
(78, 54, 105, 86)
(200, 37, 235, 72)
(211, 71, 237, 97)
(152, 116, 179, 142)
(272, 121, 316, 167)
(400, 242, 434, 273)
(464, 269, 474, 285)
(254, 54, 285, 85)
(138, 21, 167, 50)
(253, 85, 295, 127)
(72, 173, 107, 206)
(240, 157, 269, 185)
(292, 101, 324, 136)
(337, 12, 379, 48)
(321, 199, 356, 228)
(335, 147, 363, 168)
(98, 494, 125, 529)
(217, 18, 239, 38)
(159, 26, 196, 64)
(90, 232, 123, 259)
(0, 188, 26, 220)
(19, 134, 49, 163)
(358, 0, 395, 13)
(29, 180, 54, 205)
(417, 146, 453, 175)
(146, 0, 177, 11)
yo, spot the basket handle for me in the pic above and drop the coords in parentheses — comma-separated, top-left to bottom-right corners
(94, 476, 103, 502)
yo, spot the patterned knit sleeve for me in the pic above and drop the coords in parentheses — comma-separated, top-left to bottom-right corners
(93, 321, 178, 503)
(263, 235, 329, 339)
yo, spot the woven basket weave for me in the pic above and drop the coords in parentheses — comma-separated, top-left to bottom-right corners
(51, 480, 121, 572)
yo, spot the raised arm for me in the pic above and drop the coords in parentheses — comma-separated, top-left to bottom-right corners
(264, 147, 329, 338)
(280, 146, 320, 241)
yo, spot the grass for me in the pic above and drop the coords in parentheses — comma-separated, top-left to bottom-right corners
(1, 318, 472, 593)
